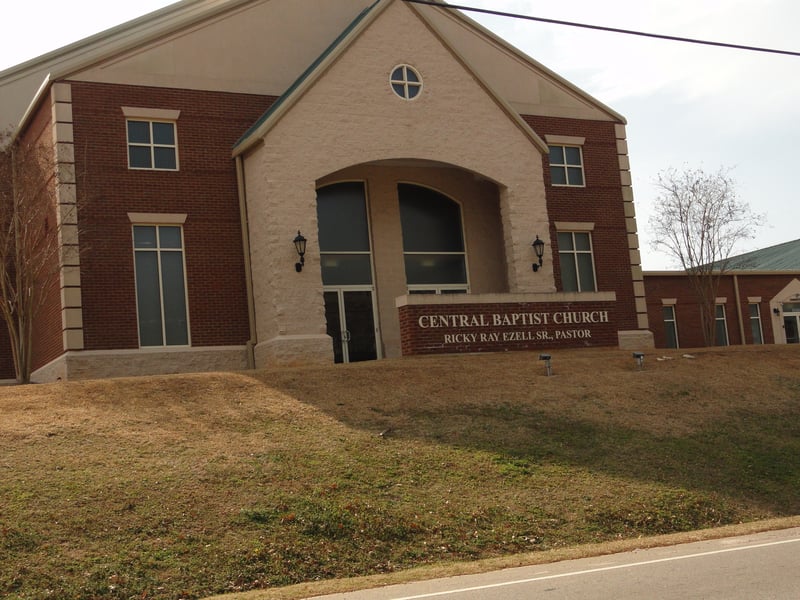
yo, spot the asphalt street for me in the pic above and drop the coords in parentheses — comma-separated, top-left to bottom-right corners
(305, 527, 800, 599)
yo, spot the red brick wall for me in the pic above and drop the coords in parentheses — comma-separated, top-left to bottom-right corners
(399, 300, 619, 355)
(70, 81, 276, 350)
(522, 116, 638, 332)
(644, 273, 800, 348)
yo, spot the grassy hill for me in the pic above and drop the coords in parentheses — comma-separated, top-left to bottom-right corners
(1, 346, 799, 599)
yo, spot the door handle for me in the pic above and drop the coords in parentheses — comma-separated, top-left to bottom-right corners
(343, 330, 351, 342)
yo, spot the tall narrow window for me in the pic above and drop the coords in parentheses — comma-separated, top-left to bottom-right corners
(662, 305, 679, 349)
(316, 182, 372, 285)
(549, 145, 584, 186)
(715, 304, 729, 346)
(133, 225, 189, 346)
(558, 231, 596, 292)
(399, 184, 468, 293)
(127, 120, 178, 170)
(749, 303, 764, 344)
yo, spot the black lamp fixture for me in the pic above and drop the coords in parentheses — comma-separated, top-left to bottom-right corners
(773, 307, 781, 315)
(293, 231, 307, 272)
(532, 235, 545, 272)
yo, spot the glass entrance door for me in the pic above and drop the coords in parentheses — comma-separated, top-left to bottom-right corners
(785, 315, 800, 344)
(783, 303, 800, 344)
(324, 289, 378, 363)
(317, 182, 379, 364)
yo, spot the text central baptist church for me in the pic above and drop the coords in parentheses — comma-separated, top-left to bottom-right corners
(0, 0, 653, 382)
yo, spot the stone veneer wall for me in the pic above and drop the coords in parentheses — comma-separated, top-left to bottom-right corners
(31, 346, 248, 382)
(242, 0, 551, 367)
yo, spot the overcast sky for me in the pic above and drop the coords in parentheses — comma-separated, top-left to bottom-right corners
(1, 0, 797, 270)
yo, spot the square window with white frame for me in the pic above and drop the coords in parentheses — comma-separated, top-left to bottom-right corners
(557, 231, 596, 292)
(549, 145, 584, 186)
(127, 120, 178, 170)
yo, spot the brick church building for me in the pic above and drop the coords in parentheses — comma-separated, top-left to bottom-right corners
(0, 0, 652, 382)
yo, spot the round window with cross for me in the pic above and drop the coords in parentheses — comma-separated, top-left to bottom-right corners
(390, 64, 423, 100)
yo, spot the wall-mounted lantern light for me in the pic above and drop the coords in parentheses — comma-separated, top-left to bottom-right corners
(293, 231, 307, 272)
(532, 236, 545, 272)
(773, 307, 781, 315)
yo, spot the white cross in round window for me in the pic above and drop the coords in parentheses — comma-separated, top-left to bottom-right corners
(390, 65, 423, 100)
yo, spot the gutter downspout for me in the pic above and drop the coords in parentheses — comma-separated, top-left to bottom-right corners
(733, 274, 746, 344)
(235, 154, 257, 369)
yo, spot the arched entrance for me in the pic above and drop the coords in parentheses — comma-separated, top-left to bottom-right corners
(316, 162, 509, 362)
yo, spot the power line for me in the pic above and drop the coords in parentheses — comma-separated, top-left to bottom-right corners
(403, 0, 800, 58)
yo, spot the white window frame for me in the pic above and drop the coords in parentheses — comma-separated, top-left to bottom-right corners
(131, 221, 191, 348)
(123, 107, 181, 172)
(390, 64, 423, 100)
(545, 136, 586, 188)
(126, 119, 179, 171)
(748, 303, 764, 345)
(557, 230, 597, 293)
(662, 303, 679, 349)
(399, 183, 470, 294)
(407, 286, 469, 295)
(715, 304, 729, 346)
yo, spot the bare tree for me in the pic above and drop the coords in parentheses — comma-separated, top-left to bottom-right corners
(0, 128, 64, 383)
(648, 166, 764, 346)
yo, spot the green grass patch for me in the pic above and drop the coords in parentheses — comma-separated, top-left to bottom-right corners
(1, 346, 799, 598)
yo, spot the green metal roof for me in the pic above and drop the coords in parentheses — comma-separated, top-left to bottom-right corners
(233, 0, 382, 151)
(725, 238, 800, 271)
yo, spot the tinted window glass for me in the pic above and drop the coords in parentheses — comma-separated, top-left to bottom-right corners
(399, 184, 464, 253)
(129, 146, 152, 169)
(160, 252, 188, 345)
(557, 232, 574, 251)
(127, 120, 150, 144)
(565, 146, 582, 165)
(133, 226, 157, 249)
(404, 254, 467, 285)
(159, 226, 182, 249)
(152, 122, 175, 145)
(320, 254, 373, 286)
(567, 167, 584, 186)
(317, 182, 370, 252)
(153, 147, 177, 170)
(135, 252, 163, 346)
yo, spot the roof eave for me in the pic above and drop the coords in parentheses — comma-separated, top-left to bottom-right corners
(427, 2, 627, 124)
(232, 0, 389, 157)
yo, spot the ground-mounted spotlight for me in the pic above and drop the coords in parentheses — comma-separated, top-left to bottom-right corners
(539, 353, 552, 376)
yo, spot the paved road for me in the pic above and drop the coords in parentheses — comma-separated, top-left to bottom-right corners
(306, 527, 800, 599)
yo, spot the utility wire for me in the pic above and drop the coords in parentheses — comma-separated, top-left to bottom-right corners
(403, 0, 800, 58)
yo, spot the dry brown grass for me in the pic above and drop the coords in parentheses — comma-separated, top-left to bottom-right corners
(1, 345, 799, 599)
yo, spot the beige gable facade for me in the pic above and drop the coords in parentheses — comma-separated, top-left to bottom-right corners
(239, 0, 553, 366)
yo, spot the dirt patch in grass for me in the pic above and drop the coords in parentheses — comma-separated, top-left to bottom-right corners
(1, 346, 799, 599)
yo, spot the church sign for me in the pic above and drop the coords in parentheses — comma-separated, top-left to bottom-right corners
(397, 295, 619, 355)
